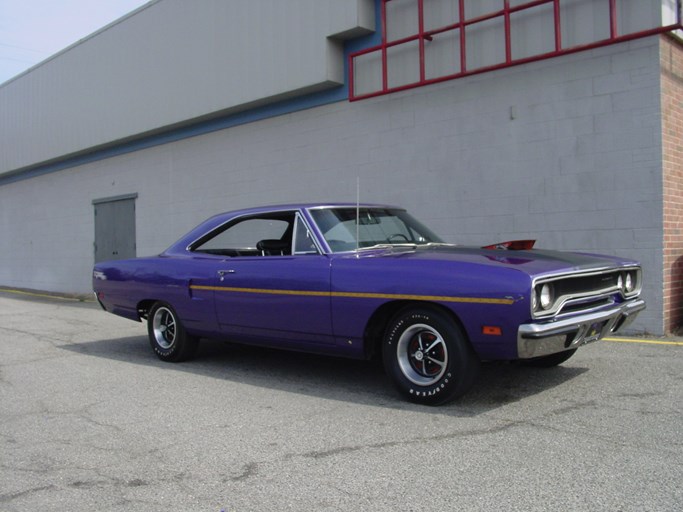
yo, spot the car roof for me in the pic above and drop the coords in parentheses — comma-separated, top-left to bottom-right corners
(232, 202, 401, 213)
(163, 202, 404, 255)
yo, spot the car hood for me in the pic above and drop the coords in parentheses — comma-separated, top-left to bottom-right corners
(346, 244, 637, 277)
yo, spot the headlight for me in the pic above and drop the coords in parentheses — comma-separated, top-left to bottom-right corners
(625, 272, 635, 293)
(532, 283, 554, 312)
(539, 283, 554, 310)
(531, 283, 555, 311)
(617, 274, 624, 291)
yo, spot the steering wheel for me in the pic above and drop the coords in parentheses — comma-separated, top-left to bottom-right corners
(387, 233, 410, 243)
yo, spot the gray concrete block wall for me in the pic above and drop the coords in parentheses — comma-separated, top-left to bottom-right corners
(0, 37, 664, 333)
(0, 0, 375, 175)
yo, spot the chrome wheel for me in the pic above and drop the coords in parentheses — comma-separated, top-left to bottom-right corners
(384, 307, 479, 405)
(147, 302, 199, 362)
(396, 323, 448, 386)
(152, 306, 177, 350)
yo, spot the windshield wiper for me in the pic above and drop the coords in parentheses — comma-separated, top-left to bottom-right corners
(423, 242, 458, 248)
(356, 243, 418, 252)
(356, 242, 457, 252)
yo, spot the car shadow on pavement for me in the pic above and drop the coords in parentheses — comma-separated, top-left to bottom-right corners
(61, 335, 589, 416)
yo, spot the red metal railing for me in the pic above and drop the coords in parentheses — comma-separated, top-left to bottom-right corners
(349, 0, 683, 101)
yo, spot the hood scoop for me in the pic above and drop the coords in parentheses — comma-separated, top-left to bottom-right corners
(482, 240, 536, 251)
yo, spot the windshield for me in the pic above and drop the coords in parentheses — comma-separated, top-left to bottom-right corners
(309, 207, 444, 253)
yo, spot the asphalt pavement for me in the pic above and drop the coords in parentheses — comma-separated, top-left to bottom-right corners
(1, 291, 681, 511)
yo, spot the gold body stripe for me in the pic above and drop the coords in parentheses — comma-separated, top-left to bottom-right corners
(189, 285, 514, 305)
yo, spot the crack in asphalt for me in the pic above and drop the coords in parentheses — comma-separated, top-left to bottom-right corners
(0, 485, 57, 504)
(0, 464, 188, 507)
(69, 477, 149, 490)
(1, 325, 66, 342)
(227, 462, 260, 482)
(298, 418, 528, 460)
(546, 399, 598, 416)
(224, 418, 529, 483)
(224, 390, 680, 484)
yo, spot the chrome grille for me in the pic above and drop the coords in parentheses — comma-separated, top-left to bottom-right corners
(532, 266, 641, 319)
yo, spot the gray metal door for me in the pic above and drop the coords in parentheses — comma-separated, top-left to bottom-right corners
(94, 195, 137, 263)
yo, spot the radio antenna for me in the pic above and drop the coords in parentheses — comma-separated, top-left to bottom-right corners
(355, 176, 360, 255)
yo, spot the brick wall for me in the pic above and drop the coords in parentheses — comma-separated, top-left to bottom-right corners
(661, 35, 683, 333)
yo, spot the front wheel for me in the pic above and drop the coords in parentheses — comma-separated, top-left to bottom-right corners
(382, 307, 479, 405)
(147, 302, 198, 362)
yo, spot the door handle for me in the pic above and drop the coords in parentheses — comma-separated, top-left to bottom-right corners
(218, 270, 235, 281)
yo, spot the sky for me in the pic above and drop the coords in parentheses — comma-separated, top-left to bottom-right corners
(0, 0, 151, 85)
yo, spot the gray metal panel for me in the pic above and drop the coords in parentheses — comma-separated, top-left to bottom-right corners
(93, 193, 138, 205)
(0, 0, 375, 176)
(94, 198, 137, 263)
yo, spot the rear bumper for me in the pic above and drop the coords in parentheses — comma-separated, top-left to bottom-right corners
(517, 299, 646, 359)
(94, 292, 107, 311)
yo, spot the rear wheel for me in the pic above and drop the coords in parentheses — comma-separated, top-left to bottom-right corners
(382, 306, 479, 405)
(147, 302, 198, 362)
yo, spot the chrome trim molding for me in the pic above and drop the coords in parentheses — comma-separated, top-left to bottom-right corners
(531, 266, 642, 319)
(186, 207, 314, 254)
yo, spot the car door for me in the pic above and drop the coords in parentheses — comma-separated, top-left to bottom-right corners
(193, 211, 334, 344)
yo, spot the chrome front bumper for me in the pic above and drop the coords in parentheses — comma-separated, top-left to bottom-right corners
(517, 299, 646, 359)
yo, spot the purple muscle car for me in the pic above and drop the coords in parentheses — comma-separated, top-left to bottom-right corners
(93, 203, 645, 405)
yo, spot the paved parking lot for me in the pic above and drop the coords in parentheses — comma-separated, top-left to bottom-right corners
(1, 291, 682, 511)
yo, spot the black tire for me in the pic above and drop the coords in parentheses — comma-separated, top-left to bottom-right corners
(521, 348, 577, 368)
(147, 302, 199, 362)
(382, 306, 480, 405)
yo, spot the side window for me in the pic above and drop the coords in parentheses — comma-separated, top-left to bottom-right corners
(194, 215, 293, 257)
(293, 214, 320, 255)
